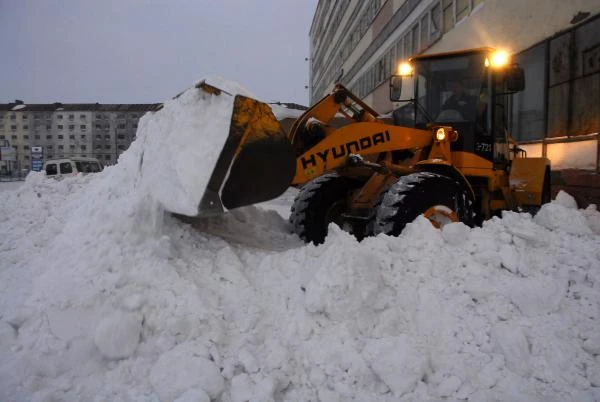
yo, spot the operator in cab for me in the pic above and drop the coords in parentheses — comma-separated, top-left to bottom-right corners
(440, 80, 477, 121)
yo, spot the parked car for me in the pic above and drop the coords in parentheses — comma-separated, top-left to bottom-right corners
(44, 157, 103, 178)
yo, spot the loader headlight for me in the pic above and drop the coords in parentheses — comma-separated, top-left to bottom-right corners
(436, 128, 447, 141)
(485, 50, 510, 68)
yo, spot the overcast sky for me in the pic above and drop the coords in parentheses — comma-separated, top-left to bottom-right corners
(0, 0, 317, 105)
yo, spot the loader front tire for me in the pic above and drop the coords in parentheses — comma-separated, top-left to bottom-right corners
(372, 172, 473, 236)
(290, 173, 364, 245)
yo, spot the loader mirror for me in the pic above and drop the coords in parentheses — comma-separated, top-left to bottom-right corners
(390, 75, 403, 101)
(390, 75, 404, 102)
(506, 65, 525, 93)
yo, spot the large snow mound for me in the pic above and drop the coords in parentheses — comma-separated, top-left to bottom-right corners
(1, 78, 600, 401)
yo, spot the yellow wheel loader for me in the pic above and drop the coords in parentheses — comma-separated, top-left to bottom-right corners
(187, 48, 551, 244)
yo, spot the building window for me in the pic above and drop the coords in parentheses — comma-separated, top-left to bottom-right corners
(420, 16, 429, 51)
(70, 145, 76, 150)
(58, 135, 64, 139)
(70, 135, 75, 140)
(0, 135, 4, 139)
(46, 125, 51, 130)
(11, 125, 16, 131)
(46, 135, 52, 140)
(11, 135, 17, 140)
(105, 135, 110, 140)
(412, 24, 419, 54)
(69, 125, 75, 130)
(95, 124, 102, 129)
(118, 124, 126, 129)
(81, 145, 87, 150)
(455, 0, 469, 22)
(80, 114, 86, 119)
(23, 125, 28, 130)
(105, 155, 111, 160)
(58, 125, 63, 130)
(105, 144, 111, 149)
(81, 135, 86, 140)
(133, 123, 138, 128)
(443, 0, 454, 33)
(68, 114, 74, 120)
(95, 134, 102, 140)
(58, 145, 64, 150)
(24, 135, 29, 140)
(80, 125, 86, 130)
(10, 115, 15, 120)
(24, 155, 29, 160)
(117, 134, 125, 140)
(57, 114, 63, 120)
(24, 145, 29, 150)
(22, 115, 28, 120)
(118, 145, 125, 150)
(430, 3, 442, 41)
(35, 135, 40, 140)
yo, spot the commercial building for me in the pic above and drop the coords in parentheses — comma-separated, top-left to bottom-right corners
(0, 102, 159, 174)
(309, 0, 600, 205)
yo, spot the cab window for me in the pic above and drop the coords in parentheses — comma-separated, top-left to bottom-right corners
(60, 162, 73, 174)
(46, 163, 58, 175)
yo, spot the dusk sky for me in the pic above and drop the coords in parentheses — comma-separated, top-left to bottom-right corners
(0, 0, 317, 105)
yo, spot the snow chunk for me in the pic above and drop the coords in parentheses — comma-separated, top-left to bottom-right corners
(93, 311, 142, 360)
(441, 222, 470, 245)
(583, 334, 600, 356)
(534, 200, 592, 235)
(491, 322, 532, 377)
(555, 190, 578, 209)
(174, 388, 210, 402)
(582, 204, 600, 234)
(361, 336, 428, 397)
(150, 342, 225, 401)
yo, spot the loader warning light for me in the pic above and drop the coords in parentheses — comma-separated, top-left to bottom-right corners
(398, 62, 413, 76)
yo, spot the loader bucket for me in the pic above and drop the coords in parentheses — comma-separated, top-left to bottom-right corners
(197, 94, 296, 215)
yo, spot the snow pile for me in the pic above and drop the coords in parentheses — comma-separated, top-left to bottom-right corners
(137, 76, 255, 216)
(1, 78, 600, 401)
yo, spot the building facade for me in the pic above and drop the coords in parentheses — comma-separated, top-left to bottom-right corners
(0, 102, 159, 174)
(309, 0, 600, 204)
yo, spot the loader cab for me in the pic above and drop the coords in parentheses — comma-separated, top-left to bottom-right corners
(390, 48, 524, 166)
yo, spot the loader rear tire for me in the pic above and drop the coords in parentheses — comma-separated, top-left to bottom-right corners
(371, 172, 473, 237)
(290, 173, 364, 245)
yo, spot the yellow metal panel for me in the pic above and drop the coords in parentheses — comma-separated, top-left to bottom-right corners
(451, 151, 494, 170)
(509, 157, 550, 206)
(292, 123, 433, 185)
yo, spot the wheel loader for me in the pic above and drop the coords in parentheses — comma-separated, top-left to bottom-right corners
(186, 48, 551, 244)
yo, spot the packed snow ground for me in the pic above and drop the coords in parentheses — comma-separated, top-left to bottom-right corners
(1, 79, 600, 402)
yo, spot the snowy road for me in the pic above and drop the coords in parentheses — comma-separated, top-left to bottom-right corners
(1, 80, 600, 401)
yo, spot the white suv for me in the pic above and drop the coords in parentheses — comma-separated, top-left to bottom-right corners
(44, 157, 103, 178)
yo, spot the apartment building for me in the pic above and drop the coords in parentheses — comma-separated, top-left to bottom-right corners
(309, 0, 600, 204)
(0, 102, 159, 174)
